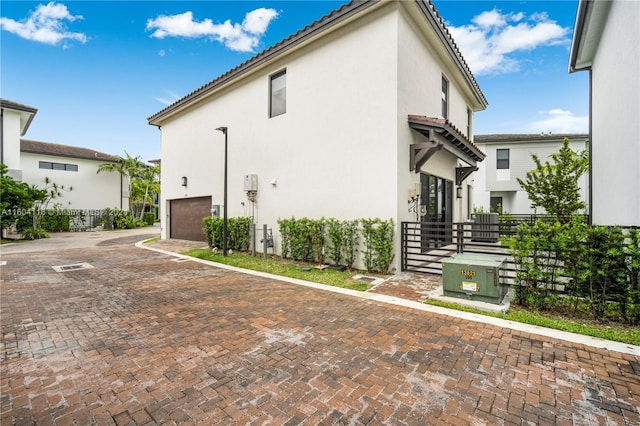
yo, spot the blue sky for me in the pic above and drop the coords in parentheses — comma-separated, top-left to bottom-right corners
(1, 0, 588, 163)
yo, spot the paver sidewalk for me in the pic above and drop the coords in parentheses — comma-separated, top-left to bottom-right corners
(1, 240, 639, 425)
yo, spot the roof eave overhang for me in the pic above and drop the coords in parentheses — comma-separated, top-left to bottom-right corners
(147, 1, 380, 126)
(0, 100, 38, 135)
(408, 116, 485, 168)
(569, 0, 612, 73)
(413, 1, 487, 109)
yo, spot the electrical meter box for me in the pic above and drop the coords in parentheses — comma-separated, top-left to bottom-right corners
(244, 174, 258, 192)
(442, 253, 507, 304)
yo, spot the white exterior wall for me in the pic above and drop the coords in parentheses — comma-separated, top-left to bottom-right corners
(396, 5, 480, 222)
(21, 152, 123, 210)
(160, 4, 399, 246)
(2, 109, 23, 178)
(590, 0, 640, 226)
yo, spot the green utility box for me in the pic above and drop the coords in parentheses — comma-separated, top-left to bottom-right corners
(442, 253, 508, 304)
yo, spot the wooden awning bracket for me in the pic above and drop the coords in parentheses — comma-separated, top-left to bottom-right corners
(456, 166, 478, 186)
(410, 141, 443, 173)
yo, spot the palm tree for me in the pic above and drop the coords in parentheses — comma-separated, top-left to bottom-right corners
(97, 151, 142, 212)
(134, 164, 160, 220)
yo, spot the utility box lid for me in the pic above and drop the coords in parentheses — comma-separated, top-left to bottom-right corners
(444, 253, 506, 267)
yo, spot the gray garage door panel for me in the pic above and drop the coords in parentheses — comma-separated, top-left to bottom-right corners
(170, 196, 211, 241)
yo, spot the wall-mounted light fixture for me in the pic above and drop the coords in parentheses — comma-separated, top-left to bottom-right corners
(456, 186, 463, 199)
(181, 176, 188, 187)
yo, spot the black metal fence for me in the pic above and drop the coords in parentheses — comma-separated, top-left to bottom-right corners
(401, 220, 520, 281)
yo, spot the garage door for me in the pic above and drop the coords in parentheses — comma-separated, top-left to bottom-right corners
(170, 196, 211, 241)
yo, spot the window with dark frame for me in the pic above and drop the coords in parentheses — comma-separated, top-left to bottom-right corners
(441, 75, 449, 119)
(269, 70, 286, 118)
(466, 107, 472, 137)
(496, 149, 510, 169)
(39, 161, 78, 172)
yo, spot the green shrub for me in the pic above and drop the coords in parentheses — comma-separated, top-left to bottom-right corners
(143, 212, 156, 226)
(361, 218, 395, 274)
(583, 226, 628, 322)
(21, 227, 49, 240)
(203, 216, 251, 251)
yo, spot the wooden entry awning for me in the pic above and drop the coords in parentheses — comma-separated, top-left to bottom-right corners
(408, 115, 485, 172)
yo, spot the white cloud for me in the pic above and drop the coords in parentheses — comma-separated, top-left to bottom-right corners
(527, 109, 589, 134)
(0, 2, 87, 46)
(146, 8, 278, 53)
(154, 90, 181, 106)
(242, 8, 279, 35)
(447, 8, 569, 75)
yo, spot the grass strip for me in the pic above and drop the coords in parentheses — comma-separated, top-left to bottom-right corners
(183, 248, 370, 291)
(426, 299, 640, 346)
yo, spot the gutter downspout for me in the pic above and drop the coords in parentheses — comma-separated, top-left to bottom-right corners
(588, 69, 593, 225)
(1, 108, 4, 165)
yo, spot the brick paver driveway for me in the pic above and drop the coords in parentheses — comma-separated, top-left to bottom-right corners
(1, 235, 640, 425)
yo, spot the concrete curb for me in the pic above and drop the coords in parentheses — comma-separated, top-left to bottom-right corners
(137, 240, 640, 356)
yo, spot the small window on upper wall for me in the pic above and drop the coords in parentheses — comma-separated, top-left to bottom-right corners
(441, 75, 449, 119)
(270, 70, 286, 118)
(466, 107, 472, 137)
(496, 149, 510, 169)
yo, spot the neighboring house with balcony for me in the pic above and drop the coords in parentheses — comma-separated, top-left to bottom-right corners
(148, 0, 488, 271)
(1, 98, 128, 214)
(569, 0, 640, 226)
(472, 134, 589, 215)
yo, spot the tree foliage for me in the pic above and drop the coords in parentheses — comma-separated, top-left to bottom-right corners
(97, 151, 160, 218)
(517, 138, 589, 223)
(0, 164, 46, 232)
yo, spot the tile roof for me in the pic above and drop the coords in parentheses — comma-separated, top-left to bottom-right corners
(408, 114, 485, 161)
(474, 134, 589, 144)
(148, 0, 486, 125)
(20, 139, 117, 162)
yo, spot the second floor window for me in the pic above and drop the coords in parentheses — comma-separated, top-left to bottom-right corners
(39, 161, 78, 172)
(496, 149, 510, 169)
(441, 76, 449, 119)
(270, 70, 286, 118)
(466, 107, 472, 137)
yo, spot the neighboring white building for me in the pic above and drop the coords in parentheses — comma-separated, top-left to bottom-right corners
(20, 139, 127, 211)
(1, 98, 37, 181)
(569, 0, 640, 226)
(473, 134, 589, 215)
(1, 98, 128, 212)
(148, 0, 488, 270)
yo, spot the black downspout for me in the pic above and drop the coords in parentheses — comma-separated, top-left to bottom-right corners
(588, 69, 593, 225)
(1, 108, 4, 165)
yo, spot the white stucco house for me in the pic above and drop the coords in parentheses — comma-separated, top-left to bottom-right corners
(569, 0, 640, 226)
(1, 98, 128, 212)
(472, 133, 589, 215)
(20, 139, 127, 211)
(148, 0, 488, 270)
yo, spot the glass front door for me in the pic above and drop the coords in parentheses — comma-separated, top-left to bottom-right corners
(420, 173, 453, 250)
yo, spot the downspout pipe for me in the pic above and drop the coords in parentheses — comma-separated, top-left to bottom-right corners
(1, 108, 4, 165)
(588, 69, 593, 225)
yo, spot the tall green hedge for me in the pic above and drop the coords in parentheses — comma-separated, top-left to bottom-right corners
(203, 217, 251, 251)
(505, 220, 640, 325)
(278, 217, 394, 273)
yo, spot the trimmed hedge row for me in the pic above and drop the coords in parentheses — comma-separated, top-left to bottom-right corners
(203, 217, 252, 252)
(278, 217, 395, 274)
